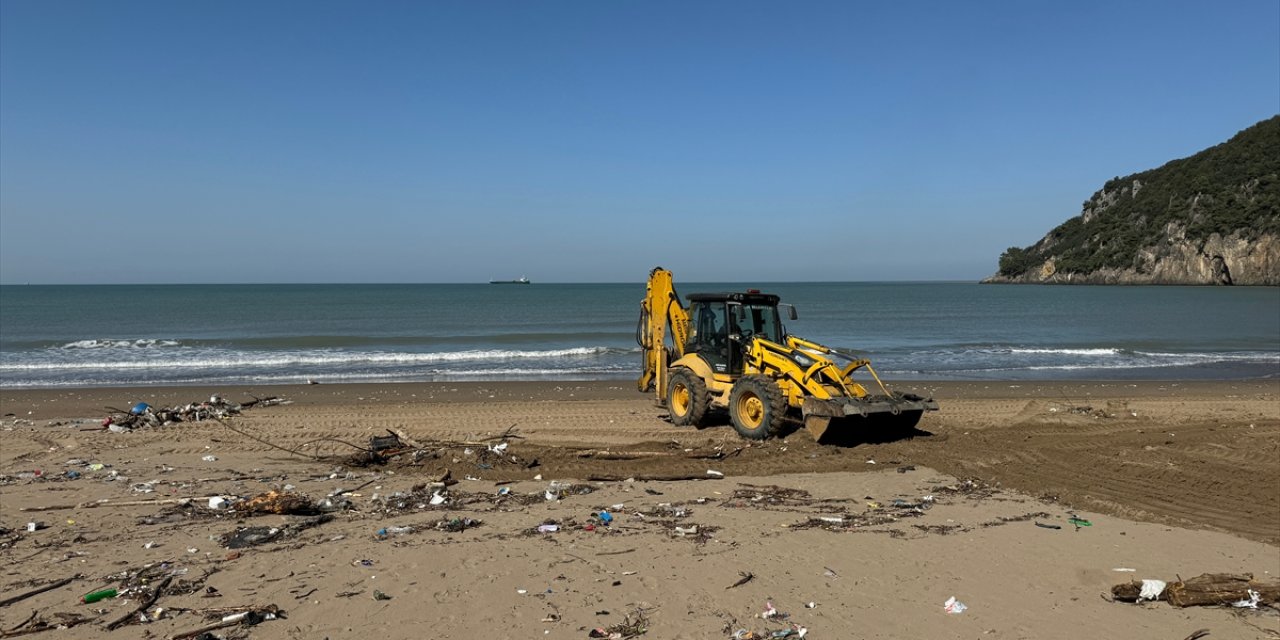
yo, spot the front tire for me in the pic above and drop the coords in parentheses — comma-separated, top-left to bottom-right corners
(729, 374, 786, 440)
(667, 368, 709, 427)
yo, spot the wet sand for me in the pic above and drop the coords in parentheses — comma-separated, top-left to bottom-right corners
(1, 379, 1277, 638)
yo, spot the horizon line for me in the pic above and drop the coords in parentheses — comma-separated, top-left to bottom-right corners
(0, 279, 985, 286)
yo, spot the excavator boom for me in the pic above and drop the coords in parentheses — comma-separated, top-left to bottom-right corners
(636, 267, 690, 397)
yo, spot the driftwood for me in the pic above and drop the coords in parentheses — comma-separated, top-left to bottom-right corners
(22, 496, 224, 512)
(1112, 573, 1280, 607)
(169, 605, 282, 640)
(0, 576, 78, 608)
(105, 575, 172, 630)
(0, 613, 96, 638)
(587, 473, 724, 482)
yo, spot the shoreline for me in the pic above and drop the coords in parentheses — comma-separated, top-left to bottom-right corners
(3, 377, 1276, 418)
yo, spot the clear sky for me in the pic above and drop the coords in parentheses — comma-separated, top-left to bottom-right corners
(1, 1, 1277, 284)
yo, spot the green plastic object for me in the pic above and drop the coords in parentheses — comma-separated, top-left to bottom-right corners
(1068, 517, 1092, 527)
(82, 588, 118, 604)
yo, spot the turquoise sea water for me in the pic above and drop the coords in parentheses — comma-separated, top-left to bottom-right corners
(0, 282, 1277, 388)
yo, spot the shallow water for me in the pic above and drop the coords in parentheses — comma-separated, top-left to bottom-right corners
(1, 282, 1277, 387)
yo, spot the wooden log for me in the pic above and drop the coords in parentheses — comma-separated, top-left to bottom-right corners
(1167, 573, 1280, 607)
(1112, 573, 1280, 607)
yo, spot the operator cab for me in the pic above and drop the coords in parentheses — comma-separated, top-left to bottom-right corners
(685, 291, 792, 374)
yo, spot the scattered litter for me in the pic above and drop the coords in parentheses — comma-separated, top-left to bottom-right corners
(706, 469, 724, 477)
(435, 517, 480, 532)
(761, 600, 785, 619)
(537, 524, 560, 533)
(943, 596, 967, 614)
(218, 515, 333, 549)
(376, 526, 414, 538)
(588, 608, 648, 639)
(99, 395, 287, 432)
(201, 455, 218, 462)
(1112, 568, 1137, 572)
(373, 590, 392, 601)
(1067, 516, 1092, 528)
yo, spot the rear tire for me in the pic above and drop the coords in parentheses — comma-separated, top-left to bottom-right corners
(729, 374, 786, 440)
(667, 368, 709, 427)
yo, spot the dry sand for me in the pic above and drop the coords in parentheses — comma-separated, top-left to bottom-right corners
(1, 379, 1277, 639)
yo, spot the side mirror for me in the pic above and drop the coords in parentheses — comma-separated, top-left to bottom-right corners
(781, 303, 798, 320)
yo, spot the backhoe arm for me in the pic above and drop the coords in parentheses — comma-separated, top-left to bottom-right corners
(636, 267, 690, 395)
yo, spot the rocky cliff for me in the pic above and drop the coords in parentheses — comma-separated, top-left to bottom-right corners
(985, 116, 1280, 286)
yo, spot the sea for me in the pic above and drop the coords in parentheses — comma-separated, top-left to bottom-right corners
(0, 282, 1277, 389)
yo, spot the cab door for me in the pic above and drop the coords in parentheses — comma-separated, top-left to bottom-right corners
(688, 301, 732, 374)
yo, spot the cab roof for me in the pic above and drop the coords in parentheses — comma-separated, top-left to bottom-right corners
(686, 291, 781, 305)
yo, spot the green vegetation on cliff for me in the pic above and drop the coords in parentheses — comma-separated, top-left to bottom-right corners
(998, 116, 1280, 278)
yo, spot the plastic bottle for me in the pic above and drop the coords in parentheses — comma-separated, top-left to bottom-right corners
(82, 588, 118, 604)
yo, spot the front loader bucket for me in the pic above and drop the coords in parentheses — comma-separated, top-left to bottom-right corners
(802, 393, 939, 444)
(804, 415, 833, 441)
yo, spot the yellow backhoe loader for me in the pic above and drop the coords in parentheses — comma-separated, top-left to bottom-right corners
(636, 267, 938, 442)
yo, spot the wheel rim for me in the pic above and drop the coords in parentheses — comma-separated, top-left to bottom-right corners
(738, 393, 764, 428)
(671, 383, 690, 416)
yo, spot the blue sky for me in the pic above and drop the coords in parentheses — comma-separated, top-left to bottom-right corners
(1, 1, 1277, 284)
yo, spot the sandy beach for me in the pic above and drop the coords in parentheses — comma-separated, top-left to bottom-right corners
(1, 379, 1277, 639)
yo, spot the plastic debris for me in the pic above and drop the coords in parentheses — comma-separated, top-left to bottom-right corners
(82, 588, 117, 604)
(1139, 580, 1167, 601)
(1232, 589, 1261, 609)
(944, 596, 967, 614)
(761, 600, 781, 619)
(1067, 514, 1092, 528)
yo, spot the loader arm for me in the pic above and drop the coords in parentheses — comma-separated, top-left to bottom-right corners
(636, 267, 691, 396)
(742, 336, 867, 402)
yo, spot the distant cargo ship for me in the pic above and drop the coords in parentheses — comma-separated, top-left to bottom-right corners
(489, 276, 531, 284)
